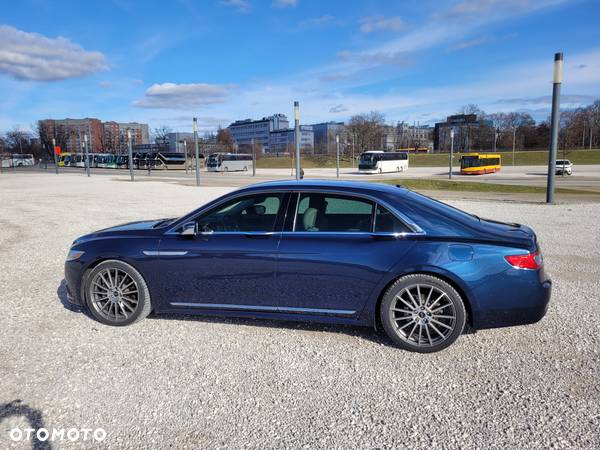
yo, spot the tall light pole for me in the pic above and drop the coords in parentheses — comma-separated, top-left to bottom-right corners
(127, 129, 134, 182)
(546, 52, 563, 204)
(449, 127, 454, 180)
(193, 118, 200, 186)
(84, 133, 90, 177)
(512, 126, 517, 166)
(335, 134, 340, 178)
(251, 137, 256, 177)
(493, 127, 499, 152)
(294, 101, 301, 181)
(52, 138, 58, 175)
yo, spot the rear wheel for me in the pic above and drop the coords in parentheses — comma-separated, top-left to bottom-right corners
(85, 260, 151, 326)
(380, 274, 466, 353)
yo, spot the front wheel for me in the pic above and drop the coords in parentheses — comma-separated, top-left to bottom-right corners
(380, 274, 466, 353)
(84, 260, 151, 326)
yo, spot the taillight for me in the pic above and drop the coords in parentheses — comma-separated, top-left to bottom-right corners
(504, 251, 543, 270)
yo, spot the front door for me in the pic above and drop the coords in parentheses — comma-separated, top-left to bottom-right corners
(154, 192, 289, 311)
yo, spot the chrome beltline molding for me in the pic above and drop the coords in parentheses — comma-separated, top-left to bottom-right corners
(169, 302, 356, 316)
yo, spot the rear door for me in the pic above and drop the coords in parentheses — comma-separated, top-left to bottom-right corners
(275, 191, 415, 317)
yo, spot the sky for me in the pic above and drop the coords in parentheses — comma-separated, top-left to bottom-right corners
(1, 0, 599, 134)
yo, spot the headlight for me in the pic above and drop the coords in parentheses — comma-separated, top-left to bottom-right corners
(66, 249, 85, 262)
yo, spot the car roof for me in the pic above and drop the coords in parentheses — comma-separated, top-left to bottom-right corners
(237, 179, 411, 197)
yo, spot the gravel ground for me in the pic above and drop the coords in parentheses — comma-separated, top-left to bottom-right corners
(0, 172, 599, 449)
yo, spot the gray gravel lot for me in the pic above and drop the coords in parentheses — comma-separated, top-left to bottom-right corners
(1, 172, 599, 449)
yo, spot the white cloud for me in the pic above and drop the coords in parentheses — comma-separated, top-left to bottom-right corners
(359, 16, 407, 34)
(329, 104, 348, 113)
(0, 25, 107, 81)
(337, 50, 415, 68)
(219, 0, 251, 13)
(273, 0, 297, 7)
(133, 83, 235, 109)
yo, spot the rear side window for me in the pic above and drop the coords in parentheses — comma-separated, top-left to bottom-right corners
(295, 193, 374, 232)
(374, 205, 412, 233)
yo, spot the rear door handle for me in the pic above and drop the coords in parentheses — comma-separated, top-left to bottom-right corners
(243, 232, 272, 239)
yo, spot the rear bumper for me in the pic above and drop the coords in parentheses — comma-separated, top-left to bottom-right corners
(474, 279, 551, 329)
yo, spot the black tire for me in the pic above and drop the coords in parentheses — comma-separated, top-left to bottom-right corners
(84, 260, 152, 326)
(380, 274, 466, 353)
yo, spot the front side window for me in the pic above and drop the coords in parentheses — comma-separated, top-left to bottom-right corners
(196, 193, 283, 232)
(294, 193, 374, 232)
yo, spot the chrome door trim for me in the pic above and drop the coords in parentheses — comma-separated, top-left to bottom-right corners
(169, 302, 356, 316)
(143, 250, 188, 256)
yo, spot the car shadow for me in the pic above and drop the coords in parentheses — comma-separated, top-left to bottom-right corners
(148, 312, 393, 346)
(56, 280, 95, 320)
(0, 400, 52, 450)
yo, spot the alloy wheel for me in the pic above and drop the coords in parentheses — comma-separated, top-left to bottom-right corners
(390, 284, 457, 348)
(90, 268, 140, 322)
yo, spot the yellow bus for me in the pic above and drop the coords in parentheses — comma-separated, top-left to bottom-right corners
(58, 152, 72, 167)
(459, 153, 501, 175)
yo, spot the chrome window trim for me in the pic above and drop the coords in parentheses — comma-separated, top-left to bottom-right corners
(169, 302, 356, 316)
(165, 187, 425, 236)
(143, 250, 188, 256)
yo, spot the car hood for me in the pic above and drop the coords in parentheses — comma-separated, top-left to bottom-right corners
(72, 218, 174, 245)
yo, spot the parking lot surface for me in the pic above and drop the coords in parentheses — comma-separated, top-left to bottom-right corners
(1, 172, 599, 449)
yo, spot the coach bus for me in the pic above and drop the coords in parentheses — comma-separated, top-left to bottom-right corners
(459, 153, 501, 175)
(358, 151, 409, 174)
(206, 153, 253, 172)
(154, 152, 187, 170)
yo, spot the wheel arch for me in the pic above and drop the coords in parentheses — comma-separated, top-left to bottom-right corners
(372, 269, 475, 331)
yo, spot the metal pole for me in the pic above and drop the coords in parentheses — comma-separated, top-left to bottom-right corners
(493, 128, 498, 152)
(52, 138, 58, 174)
(294, 101, 300, 181)
(512, 126, 516, 166)
(84, 134, 90, 177)
(336, 134, 340, 178)
(184, 141, 188, 174)
(127, 129, 134, 182)
(193, 118, 200, 186)
(251, 137, 256, 177)
(546, 52, 563, 204)
(449, 128, 454, 179)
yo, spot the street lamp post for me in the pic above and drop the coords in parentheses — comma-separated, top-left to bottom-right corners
(183, 140, 188, 174)
(336, 134, 340, 178)
(84, 134, 90, 177)
(127, 129, 134, 182)
(449, 128, 454, 180)
(546, 52, 563, 204)
(193, 118, 200, 186)
(294, 101, 301, 181)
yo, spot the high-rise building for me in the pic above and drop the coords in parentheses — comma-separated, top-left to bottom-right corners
(311, 122, 345, 155)
(227, 114, 289, 153)
(269, 125, 314, 154)
(434, 114, 482, 152)
(103, 122, 149, 152)
(39, 118, 103, 153)
(39, 118, 149, 153)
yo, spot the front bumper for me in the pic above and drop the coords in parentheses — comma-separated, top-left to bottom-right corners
(64, 261, 85, 306)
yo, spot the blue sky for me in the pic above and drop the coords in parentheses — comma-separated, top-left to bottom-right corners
(1, 0, 599, 133)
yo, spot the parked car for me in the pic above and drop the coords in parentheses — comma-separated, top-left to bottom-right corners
(64, 180, 551, 353)
(555, 159, 573, 175)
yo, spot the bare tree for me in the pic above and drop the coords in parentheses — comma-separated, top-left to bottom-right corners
(346, 112, 386, 152)
(152, 125, 173, 144)
(216, 127, 235, 152)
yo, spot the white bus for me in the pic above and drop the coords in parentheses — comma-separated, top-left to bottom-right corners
(358, 151, 409, 174)
(206, 153, 253, 172)
(2, 153, 35, 167)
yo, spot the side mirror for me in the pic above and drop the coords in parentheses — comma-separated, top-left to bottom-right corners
(180, 222, 197, 237)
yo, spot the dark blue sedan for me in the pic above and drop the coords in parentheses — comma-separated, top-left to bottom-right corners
(64, 180, 551, 352)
